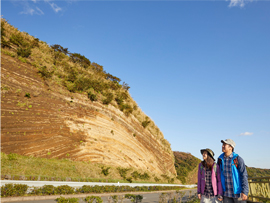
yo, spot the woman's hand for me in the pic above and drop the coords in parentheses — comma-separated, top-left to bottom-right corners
(198, 194, 201, 200)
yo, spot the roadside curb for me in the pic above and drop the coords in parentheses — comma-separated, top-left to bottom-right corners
(1, 188, 196, 202)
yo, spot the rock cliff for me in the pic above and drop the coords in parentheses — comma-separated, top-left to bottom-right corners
(1, 53, 176, 176)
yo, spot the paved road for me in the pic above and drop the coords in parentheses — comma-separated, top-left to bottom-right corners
(5, 189, 197, 203)
(1, 180, 197, 188)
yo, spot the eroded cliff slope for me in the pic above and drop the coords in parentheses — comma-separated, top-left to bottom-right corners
(1, 53, 176, 176)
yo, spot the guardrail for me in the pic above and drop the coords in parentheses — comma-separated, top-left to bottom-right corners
(248, 176, 270, 202)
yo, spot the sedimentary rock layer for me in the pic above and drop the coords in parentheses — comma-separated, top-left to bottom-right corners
(1, 54, 176, 175)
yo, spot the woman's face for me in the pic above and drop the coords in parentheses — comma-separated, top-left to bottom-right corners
(202, 151, 208, 160)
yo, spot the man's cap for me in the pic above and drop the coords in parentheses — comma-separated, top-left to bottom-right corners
(221, 139, 236, 148)
(200, 148, 215, 161)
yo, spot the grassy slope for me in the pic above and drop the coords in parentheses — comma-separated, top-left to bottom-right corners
(1, 152, 173, 184)
(247, 167, 270, 177)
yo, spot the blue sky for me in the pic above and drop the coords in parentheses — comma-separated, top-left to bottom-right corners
(2, 0, 270, 169)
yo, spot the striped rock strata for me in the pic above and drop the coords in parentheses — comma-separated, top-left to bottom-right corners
(1, 53, 176, 175)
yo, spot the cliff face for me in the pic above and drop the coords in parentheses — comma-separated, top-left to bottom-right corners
(1, 53, 176, 175)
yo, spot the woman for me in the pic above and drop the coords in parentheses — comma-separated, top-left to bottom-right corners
(197, 148, 223, 203)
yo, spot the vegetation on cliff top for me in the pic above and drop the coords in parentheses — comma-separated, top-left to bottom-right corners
(1, 18, 172, 154)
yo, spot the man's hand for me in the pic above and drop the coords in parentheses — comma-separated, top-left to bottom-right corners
(198, 194, 201, 200)
(241, 193, 248, 201)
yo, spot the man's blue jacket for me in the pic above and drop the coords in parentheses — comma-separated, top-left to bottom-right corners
(218, 152, 249, 196)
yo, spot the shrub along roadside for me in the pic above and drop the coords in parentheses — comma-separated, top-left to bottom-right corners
(55, 195, 143, 203)
(1, 184, 186, 197)
(56, 196, 79, 203)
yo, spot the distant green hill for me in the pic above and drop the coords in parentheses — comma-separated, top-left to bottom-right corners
(247, 167, 270, 177)
(174, 151, 201, 184)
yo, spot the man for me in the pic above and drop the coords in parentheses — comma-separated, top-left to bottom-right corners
(218, 139, 249, 203)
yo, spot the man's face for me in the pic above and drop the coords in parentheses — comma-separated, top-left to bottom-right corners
(222, 143, 232, 153)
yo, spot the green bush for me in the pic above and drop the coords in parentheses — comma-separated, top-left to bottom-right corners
(131, 171, 140, 180)
(118, 103, 133, 116)
(115, 92, 128, 106)
(125, 194, 143, 203)
(1, 184, 185, 197)
(17, 47, 31, 58)
(55, 185, 75, 194)
(90, 80, 109, 93)
(109, 81, 121, 90)
(32, 185, 56, 195)
(70, 53, 91, 69)
(31, 187, 42, 195)
(101, 166, 110, 176)
(154, 177, 160, 182)
(74, 76, 91, 91)
(142, 120, 150, 128)
(88, 92, 97, 102)
(102, 93, 113, 105)
(65, 81, 76, 93)
(1, 21, 5, 37)
(24, 93, 31, 98)
(79, 185, 93, 193)
(31, 38, 39, 48)
(1, 23, 11, 48)
(115, 97, 123, 106)
(111, 195, 118, 203)
(117, 167, 130, 179)
(125, 194, 136, 200)
(139, 172, 150, 180)
(1, 183, 28, 197)
(42, 185, 56, 195)
(106, 73, 121, 83)
(18, 57, 28, 63)
(7, 153, 18, 161)
(9, 33, 29, 47)
(56, 196, 79, 203)
(84, 196, 103, 203)
(51, 44, 69, 55)
(1, 38, 11, 48)
(126, 177, 133, 183)
(168, 178, 174, 184)
(66, 68, 78, 83)
(161, 174, 170, 180)
(122, 82, 130, 91)
(38, 66, 54, 78)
